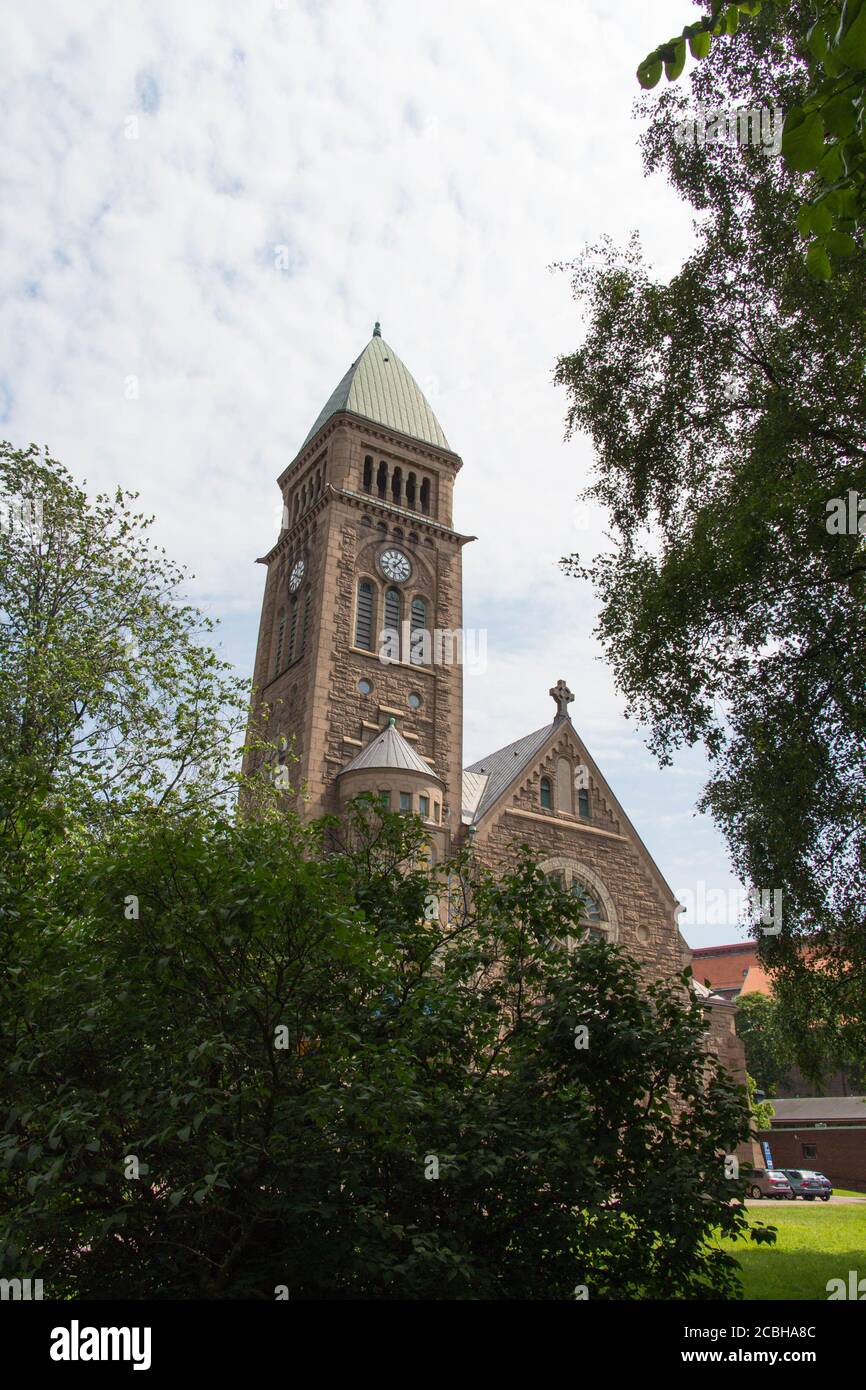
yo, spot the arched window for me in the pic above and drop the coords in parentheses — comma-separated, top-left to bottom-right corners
(578, 788, 590, 818)
(376, 462, 388, 498)
(406, 472, 417, 509)
(355, 580, 374, 650)
(391, 467, 402, 504)
(540, 858, 617, 945)
(570, 882, 605, 940)
(540, 776, 552, 809)
(274, 609, 286, 675)
(300, 588, 312, 655)
(287, 598, 298, 665)
(556, 756, 573, 813)
(362, 456, 373, 493)
(420, 477, 430, 514)
(410, 595, 427, 665)
(384, 586, 401, 640)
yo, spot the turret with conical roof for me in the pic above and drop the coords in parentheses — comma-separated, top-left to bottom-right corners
(336, 716, 447, 853)
(340, 716, 444, 780)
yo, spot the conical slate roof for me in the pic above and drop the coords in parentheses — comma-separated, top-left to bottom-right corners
(340, 718, 442, 780)
(302, 324, 449, 451)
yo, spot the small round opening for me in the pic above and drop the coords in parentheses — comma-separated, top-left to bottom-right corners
(358, 678, 373, 696)
(408, 692, 422, 710)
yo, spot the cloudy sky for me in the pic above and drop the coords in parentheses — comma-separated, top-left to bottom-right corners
(1, 0, 748, 947)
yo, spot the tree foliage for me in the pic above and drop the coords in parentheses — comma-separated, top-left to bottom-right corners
(737, 995, 796, 1094)
(557, 4, 866, 1071)
(746, 1072, 777, 1129)
(0, 801, 757, 1300)
(0, 442, 249, 848)
(639, 1, 866, 276)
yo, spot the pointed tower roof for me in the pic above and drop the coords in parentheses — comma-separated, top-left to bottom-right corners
(301, 324, 450, 451)
(340, 717, 442, 781)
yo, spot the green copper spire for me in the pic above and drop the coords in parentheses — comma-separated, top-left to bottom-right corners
(301, 327, 449, 451)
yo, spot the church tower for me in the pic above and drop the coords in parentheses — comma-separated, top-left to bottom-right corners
(248, 324, 472, 852)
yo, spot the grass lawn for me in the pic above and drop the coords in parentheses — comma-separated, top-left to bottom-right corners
(721, 1203, 866, 1300)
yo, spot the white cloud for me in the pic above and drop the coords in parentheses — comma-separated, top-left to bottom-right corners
(1, 0, 743, 944)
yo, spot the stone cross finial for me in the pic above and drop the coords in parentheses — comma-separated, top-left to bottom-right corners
(550, 679, 574, 721)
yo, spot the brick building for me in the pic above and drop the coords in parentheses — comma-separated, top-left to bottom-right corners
(691, 942, 770, 1001)
(692, 941, 859, 1099)
(759, 1098, 866, 1191)
(246, 324, 750, 1106)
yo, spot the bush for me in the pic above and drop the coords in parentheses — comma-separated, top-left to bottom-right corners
(0, 803, 755, 1299)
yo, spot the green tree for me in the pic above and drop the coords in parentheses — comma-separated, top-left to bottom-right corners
(747, 1073, 777, 1129)
(737, 994, 795, 1094)
(0, 801, 761, 1300)
(555, 2, 866, 1073)
(0, 442, 249, 849)
(639, 1, 866, 276)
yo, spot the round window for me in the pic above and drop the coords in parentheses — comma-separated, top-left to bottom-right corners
(408, 692, 422, 709)
(358, 678, 373, 695)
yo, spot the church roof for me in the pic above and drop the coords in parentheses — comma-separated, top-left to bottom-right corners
(301, 324, 450, 451)
(340, 718, 442, 780)
(461, 769, 488, 821)
(690, 977, 732, 1006)
(765, 1096, 866, 1123)
(462, 722, 556, 823)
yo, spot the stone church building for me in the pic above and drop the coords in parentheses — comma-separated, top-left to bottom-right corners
(247, 324, 747, 1096)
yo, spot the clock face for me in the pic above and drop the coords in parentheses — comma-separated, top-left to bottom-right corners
(289, 557, 305, 592)
(380, 548, 411, 583)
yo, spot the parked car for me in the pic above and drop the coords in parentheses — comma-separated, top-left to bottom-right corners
(781, 1169, 833, 1201)
(813, 1172, 834, 1200)
(747, 1168, 794, 1199)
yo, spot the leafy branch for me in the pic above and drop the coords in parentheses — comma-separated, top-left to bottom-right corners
(638, 1, 866, 277)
